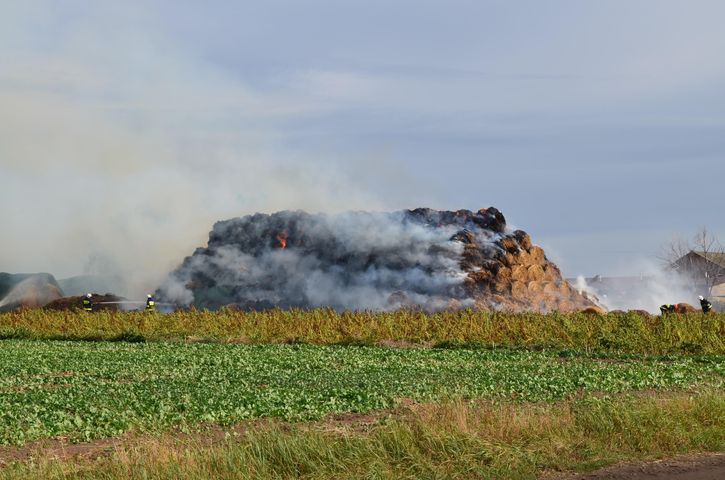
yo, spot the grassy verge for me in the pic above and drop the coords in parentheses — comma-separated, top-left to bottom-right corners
(1, 309, 723, 355)
(3, 390, 723, 479)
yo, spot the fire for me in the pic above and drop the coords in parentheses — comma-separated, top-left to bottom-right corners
(276, 231, 288, 249)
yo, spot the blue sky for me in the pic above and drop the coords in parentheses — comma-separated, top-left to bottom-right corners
(1, 0, 724, 288)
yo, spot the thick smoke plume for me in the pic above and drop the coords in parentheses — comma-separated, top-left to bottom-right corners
(159, 209, 473, 310)
(0, 3, 401, 296)
(158, 208, 594, 312)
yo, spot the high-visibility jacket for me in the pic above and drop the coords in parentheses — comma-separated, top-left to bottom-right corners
(145, 299, 156, 312)
(701, 299, 713, 313)
(82, 298, 93, 312)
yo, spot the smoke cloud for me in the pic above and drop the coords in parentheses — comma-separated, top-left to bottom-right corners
(157, 209, 486, 310)
(0, 2, 402, 296)
(574, 259, 699, 314)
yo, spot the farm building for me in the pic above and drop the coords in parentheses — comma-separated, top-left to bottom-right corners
(672, 251, 725, 296)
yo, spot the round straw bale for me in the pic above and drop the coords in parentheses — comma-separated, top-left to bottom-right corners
(513, 230, 532, 250)
(502, 252, 516, 267)
(581, 306, 606, 315)
(527, 265, 545, 282)
(543, 265, 560, 282)
(529, 246, 545, 263)
(496, 266, 512, 282)
(516, 250, 531, 265)
(511, 280, 527, 298)
(511, 265, 528, 281)
(556, 299, 576, 312)
(499, 237, 518, 253)
(674, 303, 697, 313)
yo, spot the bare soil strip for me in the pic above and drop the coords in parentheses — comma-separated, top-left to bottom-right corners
(555, 453, 725, 480)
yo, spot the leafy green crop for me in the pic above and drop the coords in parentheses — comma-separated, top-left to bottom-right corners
(0, 340, 722, 446)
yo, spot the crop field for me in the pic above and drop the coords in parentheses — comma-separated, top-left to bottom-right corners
(0, 339, 722, 446)
(0, 310, 723, 479)
(2, 309, 724, 355)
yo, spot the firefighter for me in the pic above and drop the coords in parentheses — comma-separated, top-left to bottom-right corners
(145, 294, 156, 312)
(660, 304, 676, 315)
(699, 295, 713, 314)
(82, 293, 93, 312)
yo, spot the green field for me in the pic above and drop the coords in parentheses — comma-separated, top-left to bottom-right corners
(2, 308, 724, 355)
(1, 310, 723, 478)
(0, 339, 722, 446)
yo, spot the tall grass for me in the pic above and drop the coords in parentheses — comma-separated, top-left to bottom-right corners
(3, 390, 723, 479)
(0, 309, 723, 355)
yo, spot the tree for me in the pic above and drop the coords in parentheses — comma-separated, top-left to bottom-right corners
(660, 227, 725, 296)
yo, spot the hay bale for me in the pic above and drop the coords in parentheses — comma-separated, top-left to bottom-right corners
(543, 265, 560, 282)
(527, 281, 543, 293)
(467, 270, 493, 284)
(515, 250, 532, 265)
(492, 267, 512, 293)
(556, 299, 576, 312)
(674, 303, 698, 313)
(581, 306, 606, 315)
(529, 246, 545, 263)
(558, 282, 571, 296)
(511, 265, 528, 282)
(496, 266, 512, 283)
(511, 281, 527, 298)
(527, 265, 545, 282)
(502, 252, 516, 267)
(542, 282, 558, 294)
(499, 237, 519, 253)
(513, 230, 532, 251)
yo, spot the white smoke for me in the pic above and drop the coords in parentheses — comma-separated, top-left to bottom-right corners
(575, 260, 699, 314)
(0, 274, 61, 310)
(0, 3, 409, 296)
(157, 210, 489, 311)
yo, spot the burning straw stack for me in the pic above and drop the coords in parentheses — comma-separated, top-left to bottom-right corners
(158, 207, 596, 312)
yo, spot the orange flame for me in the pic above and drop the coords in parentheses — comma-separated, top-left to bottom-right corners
(276, 231, 288, 249)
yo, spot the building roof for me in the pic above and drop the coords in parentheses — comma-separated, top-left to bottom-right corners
(691, 251, 725, 268)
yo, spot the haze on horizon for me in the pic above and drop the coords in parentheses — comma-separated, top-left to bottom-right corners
(1, 0, 724, 295)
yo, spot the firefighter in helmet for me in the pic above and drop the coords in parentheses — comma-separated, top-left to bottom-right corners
(699, 295, 713, 314)
(145, 294, 156, 312)
(660, 304, 676, 315)
(82, 293, 93, 312)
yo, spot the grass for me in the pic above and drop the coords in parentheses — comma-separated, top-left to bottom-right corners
(0, 339, 722, 446)
(1, 309, 723, 355)
(2, 389, 723, 479)
(1, 310, 722, 477)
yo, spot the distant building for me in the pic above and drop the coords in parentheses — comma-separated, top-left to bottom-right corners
(672, 251, 725, 295)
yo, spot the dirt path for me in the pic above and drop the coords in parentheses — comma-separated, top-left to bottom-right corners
(556, 453, 725, 480)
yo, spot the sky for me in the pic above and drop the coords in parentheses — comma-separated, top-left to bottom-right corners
(1, 0, 724, 293)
